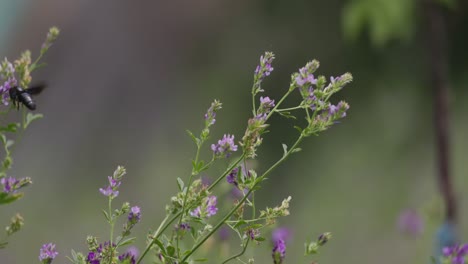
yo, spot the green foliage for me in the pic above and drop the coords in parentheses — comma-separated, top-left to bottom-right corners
(342, 0, 416, 47)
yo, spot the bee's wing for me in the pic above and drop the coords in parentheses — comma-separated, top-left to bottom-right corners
(25, 83, 46, 95)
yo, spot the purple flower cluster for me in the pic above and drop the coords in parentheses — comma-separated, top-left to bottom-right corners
(0, 78, 16, 106)
(99, 176, 121, 198)
(257, 96, 275, 116)
(295, 65, 317, 87)
(254, 53, 274, 80)
(1, 177, 20, 193)
(397, 209, 424, 237)
(86, 241, 117, 264)
(272, 239, 286, 264)
(443, 244, 468, 264)
(39, 243, 58, 264)
(1, 176, 31, 193)
(247, 228, 260, 240)
(211, 134, 238, 158)
(128, 206, 141, 225)
(272, 228, 292, 244)
(118, 252, 136, 264)
(204, 100, 222, 127)
(328, 101, 349, 118)
(226, 167, 239, 185)
(190, 195, 218, 218)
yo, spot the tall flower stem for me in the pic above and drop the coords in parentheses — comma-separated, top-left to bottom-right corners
(181, 133, 305, 262)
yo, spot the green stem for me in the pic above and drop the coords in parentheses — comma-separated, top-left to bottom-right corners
(108, 197, 116, 262)
(207, 154, 246, 192)
(136, 213, 180, 264)
(181, 133, 305, 262)
(266, 86, 294, 121)
(221, 239, 250, 264)
(275, 106, 303, 112)
(176, 142, 203, 257)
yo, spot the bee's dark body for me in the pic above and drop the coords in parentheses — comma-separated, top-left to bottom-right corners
(9, 84, 45, 110)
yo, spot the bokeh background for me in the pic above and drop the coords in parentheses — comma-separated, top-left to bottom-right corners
(1, 0, 468, 263)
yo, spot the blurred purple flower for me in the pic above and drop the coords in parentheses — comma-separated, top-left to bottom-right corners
(219, 226, 230, 241)
(128, 206, 141, 224)
(443, 244, 468, 264)
(272, 227, 292, 244)
(272, 239, 286, 264)
(1, 177, 20, 193)
(397, 209, 424, 236)
(227, 167, 239, 185)
(39, 243, 58, 264)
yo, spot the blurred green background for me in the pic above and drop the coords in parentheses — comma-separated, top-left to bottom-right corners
(1, 0, 468, 263)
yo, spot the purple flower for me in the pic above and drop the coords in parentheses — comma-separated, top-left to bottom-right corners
(211, 134, 238, 158)
(206, 196, 218, 217)
(128, 206, 141, 224)
(0, 78, 16, 106)
(443, 244, 468, 264)
(258, 96, 275, 115)
(227, 167, 239, 185)
(255, 53, 274, 78)
(295, 66, 317, 87)
(99, 176, 121, 198)
(39, 243, 58, 263)
(86, 251, 100, 264)
(272, 239, 286, 264)
(397, 209, 424, 237)
(1, 177, 20, 193)
(219, 226, 230, 241)
(272, 228, 292, 244)
(247, 228, 260, 240)
(177, 223, 191, 231)
(190, 195, 218, 218)
(118, 252, 136, 264)
(190, 207, 202, 218)
(204, 100, 222, 126)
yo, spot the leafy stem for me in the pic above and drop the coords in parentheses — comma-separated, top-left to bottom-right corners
(181, 133, 305, 262)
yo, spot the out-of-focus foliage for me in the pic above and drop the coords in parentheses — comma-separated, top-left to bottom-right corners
(343, 0, 416, 46)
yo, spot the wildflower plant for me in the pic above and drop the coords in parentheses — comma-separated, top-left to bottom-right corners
(33, 51, 350, 263)
(123, 51, 350, 264)
(0, 27, 59, 249)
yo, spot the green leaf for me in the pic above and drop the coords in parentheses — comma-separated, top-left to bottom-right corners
(291, 148, 302, 154)
(0, 192, 24, 205)
(153, 238, 167, 255)
(255, 237, 265, 242)
(233, 220, 247, 228)
(177, 177, 184, 191)
(0, 241, 8, 249)
(0, 123, 19, 133)
(186, 129, 198, 142)
(101, 209, 110, 222)
(277, 111, 296, 119)
(118, 237, 136, 247)
(167, 245, 176, 256)
(25, 113, 43, 129)
(194, 258, 208, 262)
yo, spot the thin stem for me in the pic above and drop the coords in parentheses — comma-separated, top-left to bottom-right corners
(221, 239, 250, 264)
(275, 106, 303, 112)
(136, 213, 180, 264)
(266, 86, 294, 120)
(176, 142, 203, 257)
(108, 197, 115, 262)
(208, 154, 246, 192)
(181, 133, 305, 262)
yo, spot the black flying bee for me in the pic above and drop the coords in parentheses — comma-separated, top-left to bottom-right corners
(9, 83, 46, 110)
